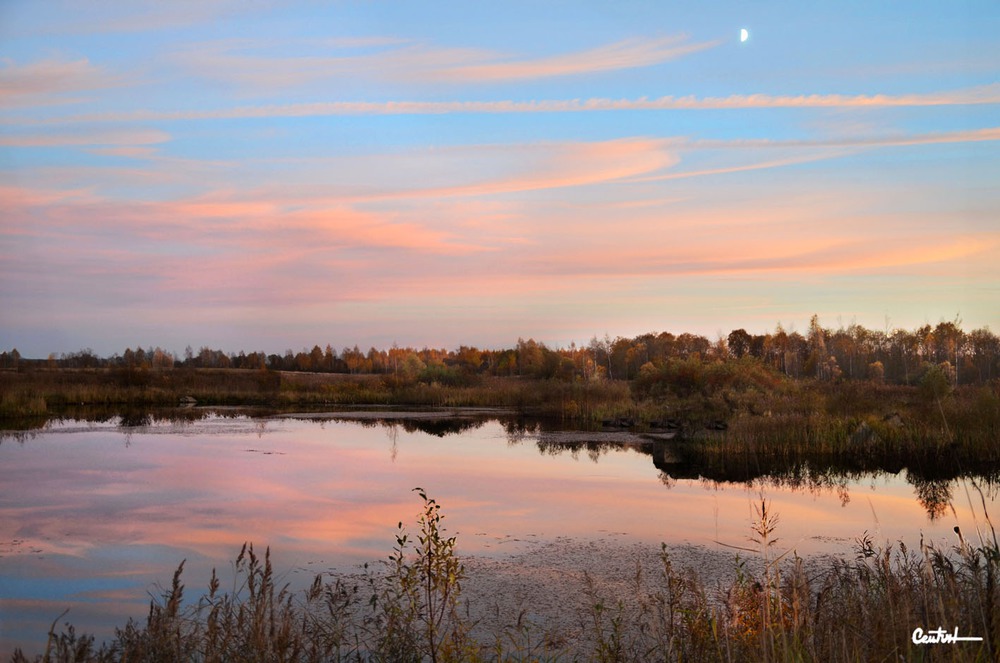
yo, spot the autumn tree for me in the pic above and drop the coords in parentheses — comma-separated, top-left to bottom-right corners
(365, 347, 384, 373)
(932, 319, 965, 382)
(587, 335, 614, 379)
(805, 315, 827, 378)
(308, 345, 324, 371)
(967, 327, 999, 382)
(675, 333, 710, 359)
(516, 338, 544, 377)
(727, 329, 752, 359)
(342, 345, 367, 374)
(455, 346, 483, 373)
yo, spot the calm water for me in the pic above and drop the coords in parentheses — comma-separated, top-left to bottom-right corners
(1, 412, 996, 653)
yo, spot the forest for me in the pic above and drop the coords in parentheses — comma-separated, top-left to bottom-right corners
(2, 316, 997, 387)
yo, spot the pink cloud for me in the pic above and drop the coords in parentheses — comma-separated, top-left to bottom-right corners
(23, 85, 1000, 126)
(0, 128, 170, 147)
(625, 150, 856, 183)
(431, 35, 720, 82)
(641, 85, 1000, 109)
(0, 184, 99, 209)
(168, 34, 717, 92)
(3, 124, 995, 328)
(367, 138, 677, 200)
(86, 146, 160, 159)
(0, 56, 122, 108)
(685, 126, 1000, 149)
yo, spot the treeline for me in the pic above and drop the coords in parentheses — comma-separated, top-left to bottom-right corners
(2, 316, 998, 386)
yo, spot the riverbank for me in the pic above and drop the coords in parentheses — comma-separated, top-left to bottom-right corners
(0, 368, 631, 423)
(3, 366, 998, 430)
(4, 367, 999, 472)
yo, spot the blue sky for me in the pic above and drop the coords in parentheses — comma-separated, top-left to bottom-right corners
(1, 1, 998, 356)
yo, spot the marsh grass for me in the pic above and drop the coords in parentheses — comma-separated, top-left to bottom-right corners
(661, 380, 1000, 491)
(5, 365, 999, 460)
(11, 487, 1000, 663)
(0, 370, 634, 426)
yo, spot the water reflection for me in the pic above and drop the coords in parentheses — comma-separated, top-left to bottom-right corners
(6, 409, 999, 524)
(2, 410, 999, 654)
(3, 409, 999, 523)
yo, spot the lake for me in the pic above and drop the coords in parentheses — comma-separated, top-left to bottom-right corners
(1, 410, 997, 654)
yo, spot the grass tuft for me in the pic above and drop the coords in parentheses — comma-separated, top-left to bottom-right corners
(10, 489, 1000, 662)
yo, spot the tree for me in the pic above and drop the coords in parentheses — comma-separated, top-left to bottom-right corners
(152, 347, 174, 369)
(968, 327, 999, 382)
(455, 346, 482, 374)
(401, 352, 426, 380)
(767, 324, 789, 375)
(932, 319, 964, 382)
(727, 329, 752, 359)
(652, 331, 677, 361)
(675, 333, 710, 359)
(389, 343, 406, 377)
(516, 338, 544, 377)
(805, 315, 828, 378)
(309, 345, 323, 371)
(786, 331, 808, 378)
(368, 347, 387, 374)
(342, 345, 366, 374)
(624, 341, 647, 379)
(588, 335, 613, 379)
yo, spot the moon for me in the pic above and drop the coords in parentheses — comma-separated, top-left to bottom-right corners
(740, 28, 749, 42)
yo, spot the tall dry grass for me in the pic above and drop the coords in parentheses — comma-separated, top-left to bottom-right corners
(10, 488, 999, 663)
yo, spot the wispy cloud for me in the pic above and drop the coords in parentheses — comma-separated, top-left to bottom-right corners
(0, 128, 169, 148)
(684, 127, 1000, 149)
(86, 146, 160, 159)
(168, 35, 717, 91)
(169, 41, 480, 91)
(622, 127, 1000, 182)
(46, 0, 261, 34)
(348, 138, 677, 201)
(0, 57, 122, 108)
(19, 84, 999, 126)
(428, 36, 720, 82)
(37, 134, 666, 197)
(624, 151, 856, 183)
(0, 183, 493, 258)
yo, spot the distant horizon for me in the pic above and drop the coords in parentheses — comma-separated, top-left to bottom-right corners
(2, 3, 998, 360)
(4, 312, 988, 361)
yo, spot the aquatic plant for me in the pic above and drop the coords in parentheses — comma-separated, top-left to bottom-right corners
(9, 490, 1000, 662)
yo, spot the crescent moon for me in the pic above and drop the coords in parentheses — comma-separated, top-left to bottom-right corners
(740, 28, 749, 42)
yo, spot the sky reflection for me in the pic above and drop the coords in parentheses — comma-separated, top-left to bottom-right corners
(1, 415, 996, 653)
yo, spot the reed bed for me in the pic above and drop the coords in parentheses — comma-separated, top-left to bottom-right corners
(10, 489, 999, 663)
(0, 370, 631, 422)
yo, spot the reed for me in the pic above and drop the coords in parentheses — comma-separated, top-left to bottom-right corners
(10, 489, 999, 663)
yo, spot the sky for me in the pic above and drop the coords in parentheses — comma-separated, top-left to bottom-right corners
(1, 1, 998, 358)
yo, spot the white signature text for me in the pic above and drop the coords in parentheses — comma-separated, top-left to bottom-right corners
(911, 627, 983, 645)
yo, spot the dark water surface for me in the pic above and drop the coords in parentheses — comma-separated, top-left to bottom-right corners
(1, 412, 997, 654)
